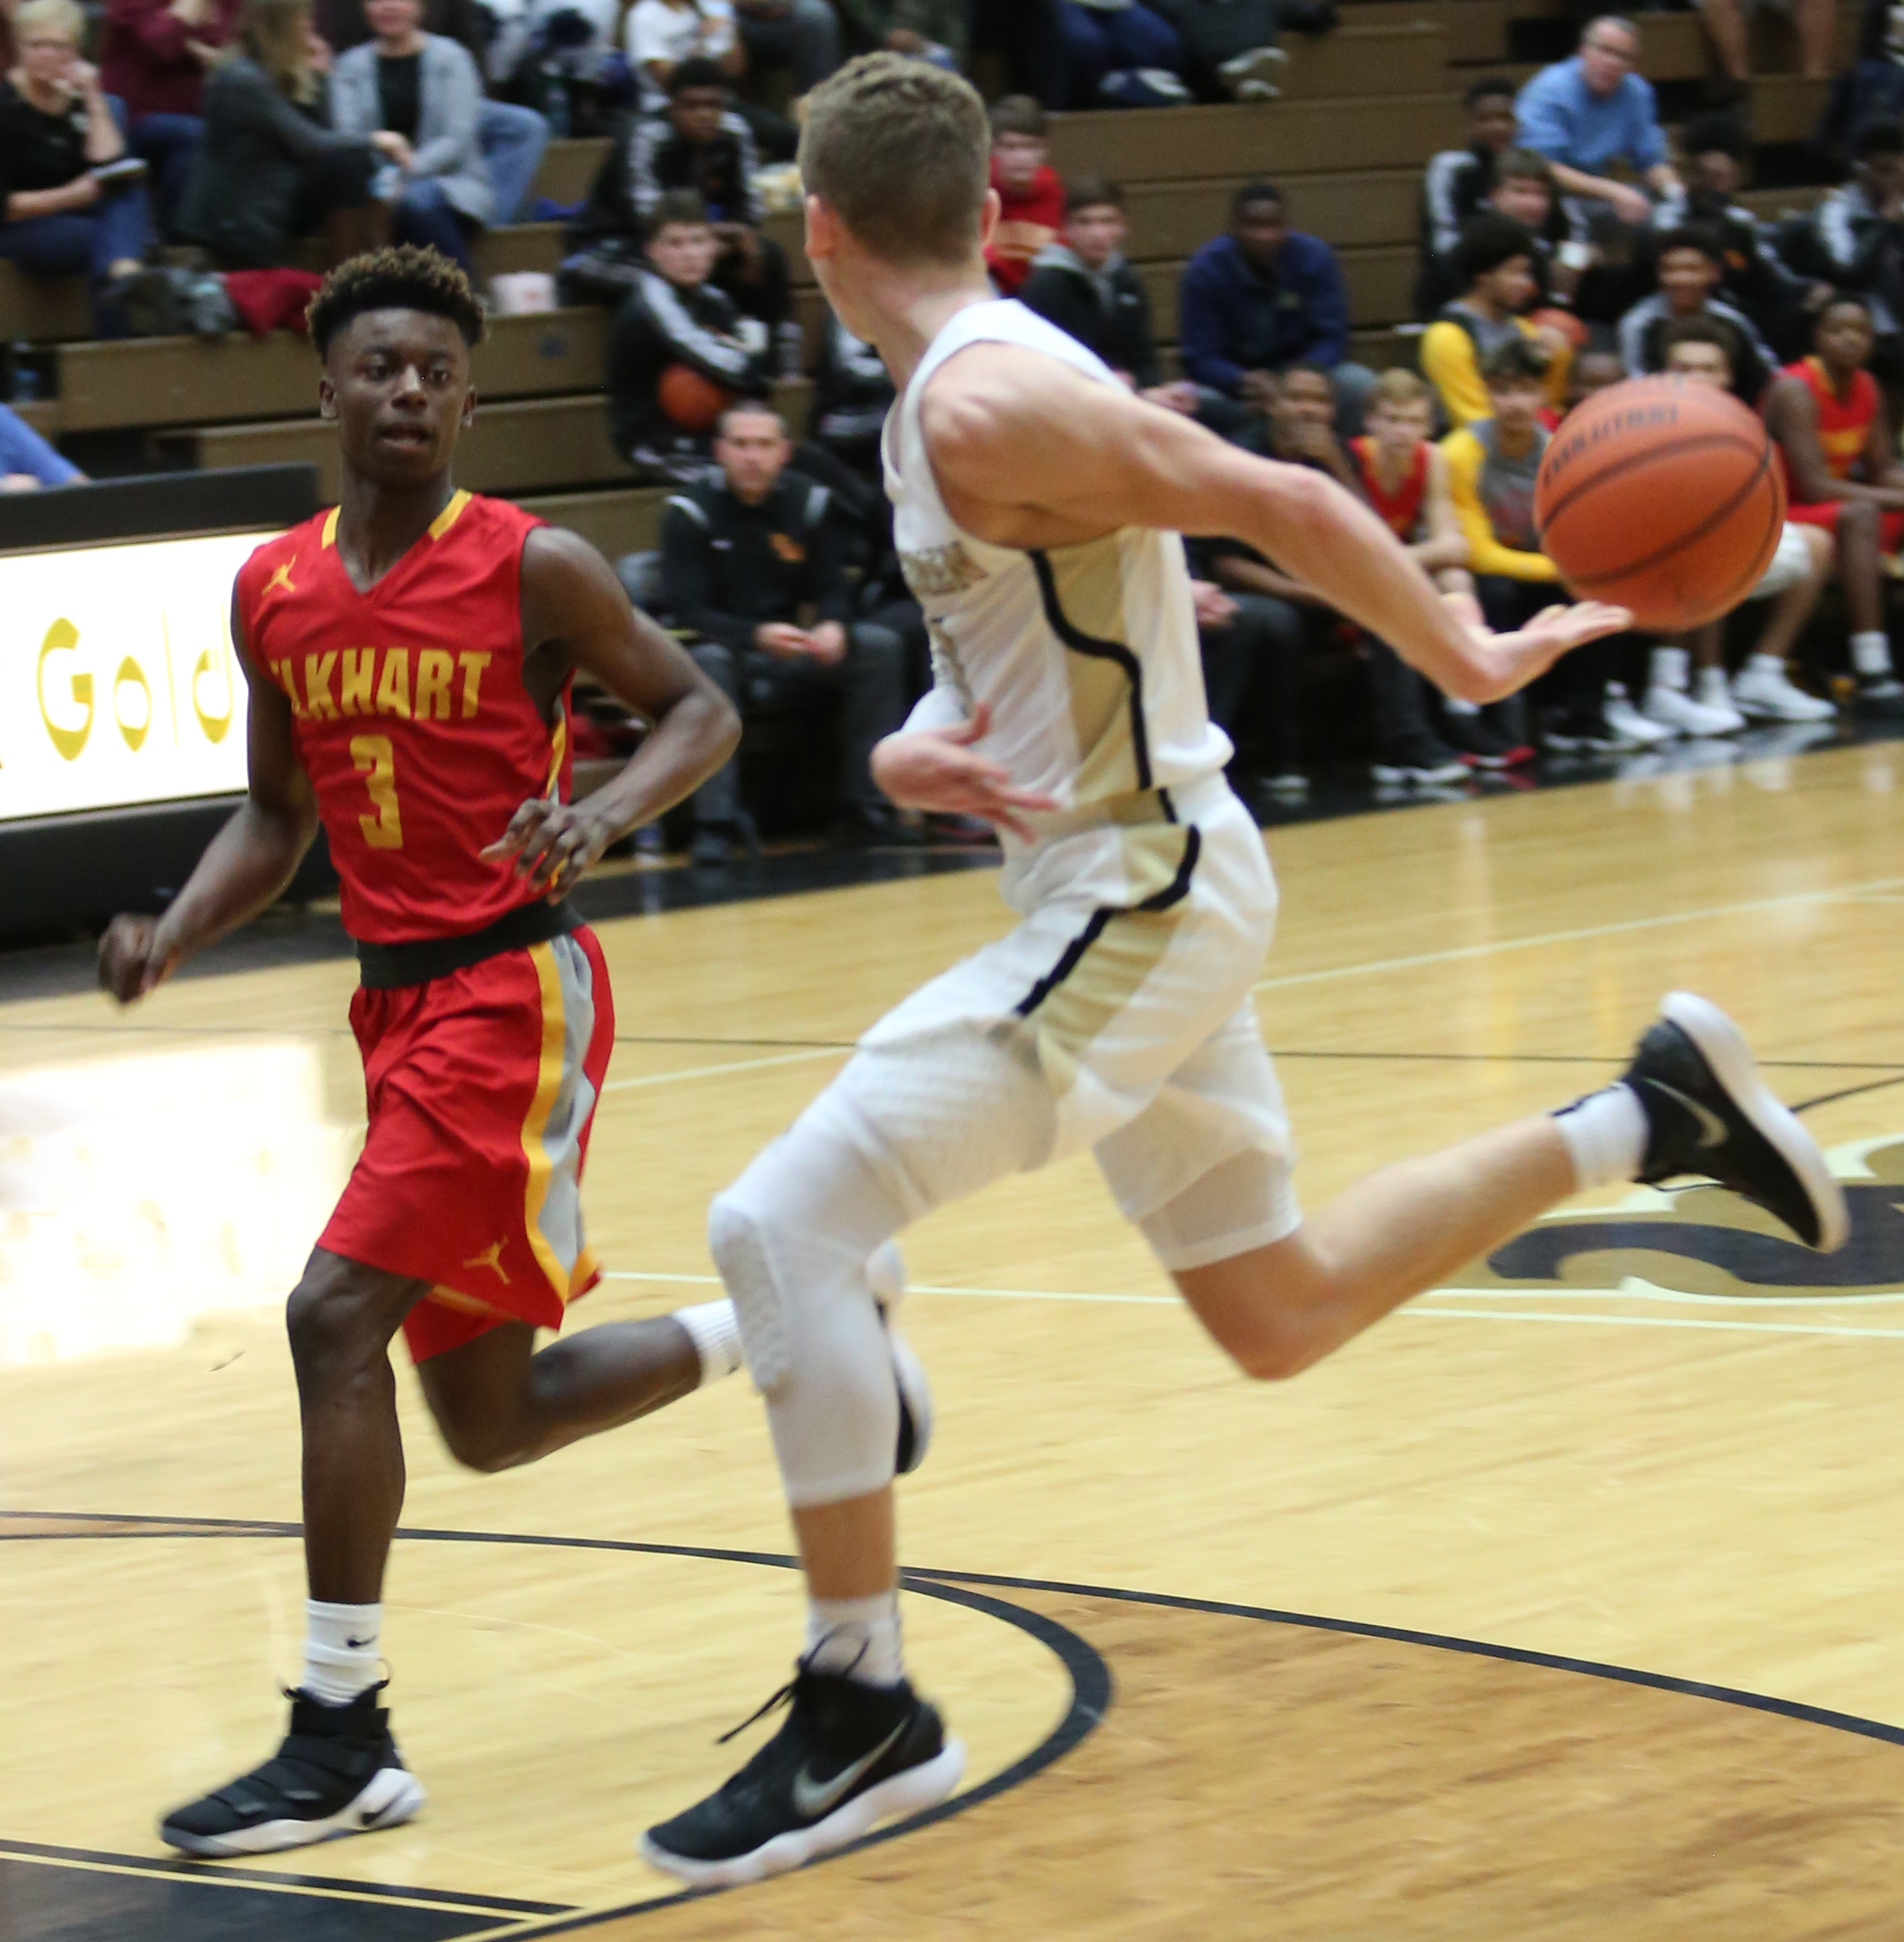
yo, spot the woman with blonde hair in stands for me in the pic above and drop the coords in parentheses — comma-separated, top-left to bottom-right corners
(0, 0, 154, 328)
(178, 0, 386, 266)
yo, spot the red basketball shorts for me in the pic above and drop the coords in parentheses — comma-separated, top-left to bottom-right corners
(1786, 499, 1904, 550)
(320, 927, 616, 1362)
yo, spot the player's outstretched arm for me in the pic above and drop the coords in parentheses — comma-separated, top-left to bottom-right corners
(98, 593, 320, 1004)
(487, 525, 741, 898)
(921, 346, 1629, 703)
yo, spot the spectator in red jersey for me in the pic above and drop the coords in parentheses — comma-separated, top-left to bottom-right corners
(983, 94, 1062, 296)
(102, 0, 241, 234)
(1764, 294, 1904, 716)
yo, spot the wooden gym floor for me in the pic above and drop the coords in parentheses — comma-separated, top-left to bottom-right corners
(8, 734, 1904, 1939)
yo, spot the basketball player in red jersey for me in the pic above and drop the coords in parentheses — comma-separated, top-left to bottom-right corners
(1763, 296, 1904, 716)
(92, 249, 816, 1858)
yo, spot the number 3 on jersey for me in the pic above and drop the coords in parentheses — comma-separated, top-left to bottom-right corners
(351, 733, 404, 849)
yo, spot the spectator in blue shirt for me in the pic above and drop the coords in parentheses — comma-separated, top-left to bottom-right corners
(1178, 180, 1376, 437)
(0, 399, 81, 486)
(1514, 17, 1679, 235)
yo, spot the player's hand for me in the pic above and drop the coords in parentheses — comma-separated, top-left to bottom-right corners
(482, 796, 614, 899)
(97, 913, 182, 1005)
(754, 622, 811, 659)
(1473, 600, 1633, 695)
(870, 704, 1059, 841)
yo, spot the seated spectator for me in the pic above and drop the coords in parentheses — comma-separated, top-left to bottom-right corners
(1350, 367, 1533, 772)
(102, 0, 241, 237)
(1442, 336, 1634, 751)
(1514, 18, 1679, 248)
(832, 0, 964, 70)
(1650, 115, 1819, 359)
(627, 0, 739, 113)
(970, 0, 1067, 108)
(1419, 77, 1520, 274)
(1824, 0, 1904, 162)
(1639, 319, 1833, 732)
(1698, 0, 1831, 88)
(1617, 226, 1773, 399)
(563, 61, 797, 371)
(1419, 215, 1572, 427)
(1019, 176, 1196, 411)
(1418, 143, 1567, 316)
(330, 0, 490, 274)
(661, 401, 910, 862)
(985, 94, 1061, 295)
(1054, 0, 1186, 110)
(0, 393, 81, 482)
(1807, 118, 1904, 348)
(0, 0, 154, 327)
(318, 0, 548, 221)
(179, 0, 385, 267)
(1567, 340, 1626, 405)
(1764, 295, 1904, 714)
(1184, 556, 1309, 801)
(604, 187, 770, 481)
(1144, 0, 1282, 102)
(808, 307, 893, 478)
(726, 0, 840, 101)
(1179, 180, 1375, 436)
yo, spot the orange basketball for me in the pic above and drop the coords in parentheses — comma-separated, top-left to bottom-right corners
(1535, 375, 1786, 631)
(657, 362, 734, 434)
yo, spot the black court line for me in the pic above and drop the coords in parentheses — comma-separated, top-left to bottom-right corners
(1792, 1072, 1904, 1114)
(8, 1514, 1904, 1936)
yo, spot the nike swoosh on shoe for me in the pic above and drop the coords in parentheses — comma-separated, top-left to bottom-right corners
(1644, 1077, 1729, 1150)
(789, 1721, 908, 1822)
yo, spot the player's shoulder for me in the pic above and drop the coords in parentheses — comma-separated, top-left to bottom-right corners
(450, 490, 545, 540)
(235, 508, 328, 605)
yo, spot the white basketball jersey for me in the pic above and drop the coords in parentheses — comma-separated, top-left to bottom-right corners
(883, 300, 1233, 836)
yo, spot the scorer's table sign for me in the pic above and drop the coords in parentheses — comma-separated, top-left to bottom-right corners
(1, 530, 267, 824)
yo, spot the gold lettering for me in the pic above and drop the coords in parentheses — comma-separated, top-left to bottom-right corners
(302, 651, 339, 720)
(415, 648, 454, 721)
(36, 619, 92, 761)
(351, 733, 404, 848)
(376, 648, 411, 720)
(457, 651, 492, 718)
(273, 658, 307, 717)
(338, 649, 376, 717)
(112, 655, 151, 752)
(193, 643, 233, 744)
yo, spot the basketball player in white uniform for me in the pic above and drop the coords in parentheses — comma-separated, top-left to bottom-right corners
(641, 55, 1849, 1886)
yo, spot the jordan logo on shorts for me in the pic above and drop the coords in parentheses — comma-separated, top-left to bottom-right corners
(462, 1242, 510, 1284)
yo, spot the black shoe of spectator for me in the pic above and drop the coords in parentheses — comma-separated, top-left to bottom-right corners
(1541, 710, 1621, 754)
(1248, 770, 1310, 811)
(923, 814, 998, 847)
(836, 804, 923, 849)
(1856, 675, 1904, 720)
(1371, 733, 1469, 787)
(690, 816, 760, 867)
(1442, 711, 1529, 771)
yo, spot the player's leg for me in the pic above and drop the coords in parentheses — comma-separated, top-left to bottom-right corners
(1172, 993, 1846, 1381)
(159, 1247, 433, 1857)
(1823, 497, 1904, 708)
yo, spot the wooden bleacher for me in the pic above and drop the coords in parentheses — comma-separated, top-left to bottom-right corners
(6, 0, 1863, 560)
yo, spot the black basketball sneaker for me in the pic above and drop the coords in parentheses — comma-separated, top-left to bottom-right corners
(639, 1663, 966, 1886)
(159, 1685, 425, 1857)
(870, 1240, 932, 1476)
(1622, 992, 1847, 1250)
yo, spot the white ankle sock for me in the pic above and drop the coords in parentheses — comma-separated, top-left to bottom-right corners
(675, 1299, 744, 1385)
(805, 1592, 903, 1687)
(302, 1599, 382, 1705)
(1851, 631, 1892, 678)
(1551, 1082, 1649, 1191)
(1650, 645, 1688, 692)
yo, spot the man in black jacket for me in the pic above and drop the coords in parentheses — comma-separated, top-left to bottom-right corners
(1018, 178, 1197, 412)
(662, 402, 911, 861)
(603, 189, 773, 482)
(561, 61, 797, 369)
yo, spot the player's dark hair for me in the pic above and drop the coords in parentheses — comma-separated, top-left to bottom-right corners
(308, 245, 486, 358)
(1465, 75, 1514, 107)
(1454, 212, 1536, 285)
(668, 54, 726, 94)
(648, 187, 710, 237)
(1682, 111, 1749, 160)
(1855, 116, 1904, 158)
(1654, 223, 1725, 265)
(989, 92, 1046, 139)
(1491, 146, 1554, 188)
(1480, 333, 1551, 384)
(1660, 313, 1739, 382)
(1232, 179, 1283, 221)
(1065, 175, 1123, 216)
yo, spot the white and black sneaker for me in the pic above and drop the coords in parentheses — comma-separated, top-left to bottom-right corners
(1622, 992, 1848, 1251)
(639, 1664, 966, 1886)
(159, 1685, 425, 1857)
(868, 1241, 933, 1476)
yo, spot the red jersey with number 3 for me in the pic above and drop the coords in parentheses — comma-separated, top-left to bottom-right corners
(237, 490, 569, 945)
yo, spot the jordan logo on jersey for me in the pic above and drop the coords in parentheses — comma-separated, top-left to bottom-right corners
(462, 1242, 511, 1284)
(266, 562, 297, 596)
(900, 541, 986, 598)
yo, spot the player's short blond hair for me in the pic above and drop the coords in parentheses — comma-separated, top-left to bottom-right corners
(798, 53, 991, 268)
(1368, 368, 1431, 413)
(13, 0, 85, 45)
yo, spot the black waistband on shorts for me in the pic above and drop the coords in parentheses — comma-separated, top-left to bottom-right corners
(356, 898, 582, 989)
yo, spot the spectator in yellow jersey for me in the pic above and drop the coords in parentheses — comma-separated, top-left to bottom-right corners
(1419, 214, 1572, 427)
